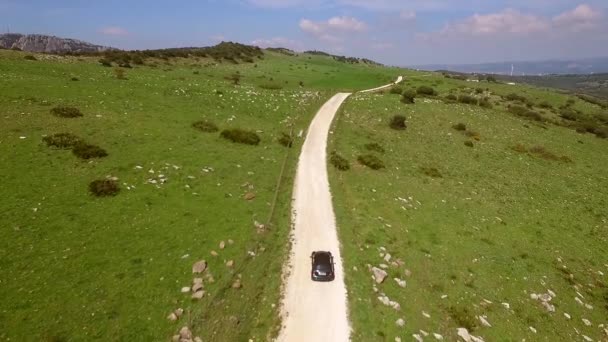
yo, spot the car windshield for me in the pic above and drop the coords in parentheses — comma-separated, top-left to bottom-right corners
(314, 254, 331, 271)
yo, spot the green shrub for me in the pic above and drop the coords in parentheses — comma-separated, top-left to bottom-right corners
(566, 98, 576, 106)
(464, 141, 474, 147)
(475, 88, 484, 94)
(401, 90, 416, 104)
(364, 143, 385, 153)
(505, 93, 527, 102)
(445, 94, 457, 102)
(99, 59, 112, 67)
(71, 77, 79, 81)
(389, 86, 403, 95)
(508, 105, 543, 121)
(89, 179, 120, 197)
(486, 75, 497, 83)
(330, 152, 350, 171)
(479, 97, 492, 108)
(452, 123, 467, 131)
(576, 94, 607, 108)
(220, 128, 261, 145)
(559, 108, 579, 121)
(42, 133, 82, 149)
(458, 95, 478, 105)
(24, 55, 37, 61)
(389, 115, 407, 130)
(72, 143, 108, 159)
(114, 68, 127, 80)
(538, 101, 553, 109)
(421, 167, 442, 178)
(357, 154, 385, 170)
(50, 106, 83, 118)
(278, 133, 293, 147)
(416, 86, 437, 96)
(192, 120, 219, 132)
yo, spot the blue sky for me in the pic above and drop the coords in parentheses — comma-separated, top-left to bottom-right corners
(1, 0, 607, 65)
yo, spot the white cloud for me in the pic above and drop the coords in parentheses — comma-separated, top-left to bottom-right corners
(438, 9, 549, 36)
(553, 4, 602, 31)
(98, 26, 129, 36)
(300, 16, 367, 43)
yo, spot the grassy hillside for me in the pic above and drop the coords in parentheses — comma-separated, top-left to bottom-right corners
(0, 48, 399, 341)
(329, 74, 608, 341)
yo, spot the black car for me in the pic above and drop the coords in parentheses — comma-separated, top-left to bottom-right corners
(310, 251, 335, 281)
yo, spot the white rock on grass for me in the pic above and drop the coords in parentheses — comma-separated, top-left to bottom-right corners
(396, 318, 405, 327)
(582, 318, 592, 326)
(192, 260, 207, 274)
(563, 313, 571, 319)
(372, 267, 388, 284)
(384, 253, 392, 262)
(434, 333, 444, 340)
(413, 334, 423, 342)
(422, 311, 431, 318)
(529, 327, 537, 334)
(457, 328, 485, 342)
(478, 315, 492, 327)
(582, 335, 593, 342)
(394, 278, 407, 288)
(181, 287, 191, 293)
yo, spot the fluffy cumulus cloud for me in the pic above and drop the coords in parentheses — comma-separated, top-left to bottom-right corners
(300, 16, 367, 42)
(552, 4, 603, 31)
(98, 26, 129, 36)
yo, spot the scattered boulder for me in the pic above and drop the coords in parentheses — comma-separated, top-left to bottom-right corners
(210, 250, 218, 257)
(226, 260, 234, 268)
(404, 269, 412, 277)
(192, 260, 207, 274)
(167, 312, 178, 321)
(396, 318, 405, 327)
(179, 326, 193, 340)
(174, 308, 184, 318)
(372, 267, 388, 284)
(181, 287, 191, 293)
(219, 241, 226, 249)
(378, 295, 390, 306)
(384, 253, 392, 262)
(244, 192, 256, 200)
(413, 334, 423, 342)
(457, 328, 485, 342)
(582, 318, 592, 326)
(191, 290, 204, 300)
(232, 279, 242, 289)
(192, 282, 203, 293)
(394, 278, 406, 288)
(478, 315, 492, 327)
(433, 333, 444, 340)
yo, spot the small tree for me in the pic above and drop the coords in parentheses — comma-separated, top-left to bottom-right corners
(389, 115, 407, 130)
(401, 90, 416, 104)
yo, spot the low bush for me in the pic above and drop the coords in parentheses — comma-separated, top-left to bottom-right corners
(458, 95, 478, 105)
(559, 108, 579, 121)
(42, 133, 82, 149)
(114, 68, 127, 80)
(72, 143, 108, 159)
(401, 90, 416, 104)
(220, 128, 261, 145)
(508, 105, 543, 121)
(71, 77, 79, 81)
(421, 167, 442, 178)
(479, 97, 492, 108)
(89, 179, 120, 197)
(594, 112, 608, 124)
(389, 86, 403, 95)
(566, 98, 576, 106)
(464, 140, 474, 147)
(50, 106, 83, 118)
(452, 123, 467, 131)
(357, 154, 385, 170)
(416, 86, 437, 96)
(192, 120, 219, 132)
(475, 88, 484, 94)
(278, 133, 293, 147)
(364, 143, 385, 154)
(445, 94, 457, 102)
(511, 144, 572, 162)
(330, 152, 350, 171)
(465, 130, 481, 141)
(576, 94, 607, 109)
(99, 59, 112, 67)
(505, 93, 528, 103)
(538, 101, 553, 109)
(389, 115, 407, 130)
(24, 55, 37, 61)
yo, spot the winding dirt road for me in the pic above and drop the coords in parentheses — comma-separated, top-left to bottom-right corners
(277, 77, 402, 342)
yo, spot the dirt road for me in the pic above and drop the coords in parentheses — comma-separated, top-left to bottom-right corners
(277, 77, 402, 342)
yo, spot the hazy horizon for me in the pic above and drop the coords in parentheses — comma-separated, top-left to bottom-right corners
(2, 0, 608, 65)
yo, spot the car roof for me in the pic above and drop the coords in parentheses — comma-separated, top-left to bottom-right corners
(313, 251, 332, 264)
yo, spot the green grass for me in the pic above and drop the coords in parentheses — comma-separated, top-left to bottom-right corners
(329, 78, 608, 341)
(0, 48, 404, 341)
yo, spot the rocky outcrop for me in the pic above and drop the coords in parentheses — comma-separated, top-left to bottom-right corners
(0, 33, 114, 53)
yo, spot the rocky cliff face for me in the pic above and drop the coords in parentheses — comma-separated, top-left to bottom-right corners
(0, 33, 114, 53)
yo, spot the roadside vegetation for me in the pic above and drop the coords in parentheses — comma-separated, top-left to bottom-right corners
(329, 72, 608, 341)
(0, 46, 400, 341)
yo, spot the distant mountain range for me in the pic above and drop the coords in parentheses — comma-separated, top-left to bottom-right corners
(0, 33, 114, 53)
(411, 57, 608, 76)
